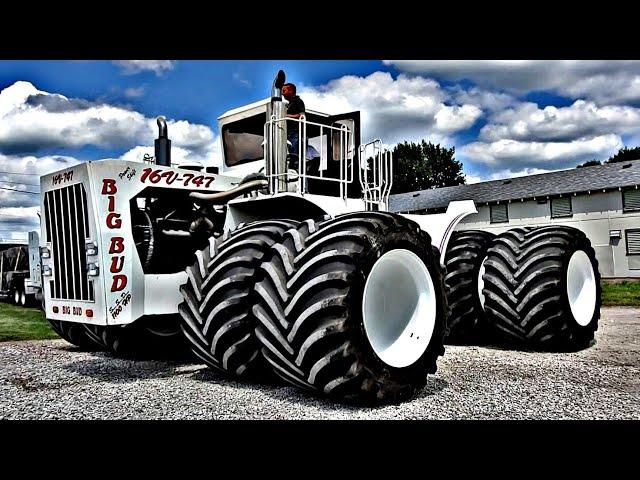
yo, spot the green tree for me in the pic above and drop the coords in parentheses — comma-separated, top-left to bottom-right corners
(391, 140, 465, 194)
(605, 146, 640, 164)
(577, 159, 601, 168)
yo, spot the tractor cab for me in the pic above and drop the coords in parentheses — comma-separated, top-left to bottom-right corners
(218, 93, 392, 210)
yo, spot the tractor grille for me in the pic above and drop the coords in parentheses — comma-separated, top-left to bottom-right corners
(44, 184, 95, 301)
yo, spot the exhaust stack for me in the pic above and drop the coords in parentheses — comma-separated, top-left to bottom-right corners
(155, 116, 171, 167)
(266, 70, 288, 193)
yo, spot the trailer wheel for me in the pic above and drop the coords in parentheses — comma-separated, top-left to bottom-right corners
(253, 212, 447, 404)
(47, 319, 105, 350)
(13, 288, 21, 306)
(444, 230, 495, 343)
(19, 290, 28, 307)
(178, 220, 299, 377)
(482, 226, 601, 351)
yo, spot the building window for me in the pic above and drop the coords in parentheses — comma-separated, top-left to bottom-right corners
(623, 188, 640, 212)
(626, 230, 640, 255)
(551, 197, 573, 218)
(490, 203, 508, 223)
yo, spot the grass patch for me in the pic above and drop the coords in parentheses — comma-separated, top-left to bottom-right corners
(601, 281, 640, 307)
(0, 302, 57, 342)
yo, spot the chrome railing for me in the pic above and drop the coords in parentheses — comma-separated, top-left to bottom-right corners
(358, 139, 393, 210)
(264, 115, 392, 209)
(264, 114, 354, 199)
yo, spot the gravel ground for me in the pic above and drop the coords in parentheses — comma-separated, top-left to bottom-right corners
(1, 307, 639, 420)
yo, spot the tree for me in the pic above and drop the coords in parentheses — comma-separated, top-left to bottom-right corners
(577, 159, 601, 168)
(606, 146, 640, 164)
(391, 140, 465, 194)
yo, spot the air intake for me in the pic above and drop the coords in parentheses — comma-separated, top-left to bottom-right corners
(43, 183, 95, 301)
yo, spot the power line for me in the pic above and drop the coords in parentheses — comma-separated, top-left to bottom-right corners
(0, 170, 41, 176)
(0, 186, 39, 195)
(0, 179, 40, 187)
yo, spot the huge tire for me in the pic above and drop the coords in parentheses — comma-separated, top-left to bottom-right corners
(444, 230, 495, 343)
(178, 220, 299, 377)
(47, 319, 105, 350)
(253, 212, 447, 404)
(482, 226, 601, 351)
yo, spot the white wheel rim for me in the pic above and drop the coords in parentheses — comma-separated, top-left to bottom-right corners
(477, 256, 488, 310)
(362, 249, 437, 368)
(567, 250, 597, 327)
(21, 292, 26, 306)
(14, 291, 19, 304)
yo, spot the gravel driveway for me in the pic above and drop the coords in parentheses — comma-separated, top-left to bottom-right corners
(1, 307, 638, 419)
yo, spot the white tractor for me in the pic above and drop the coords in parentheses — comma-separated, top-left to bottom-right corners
(39, 71, 601, 403)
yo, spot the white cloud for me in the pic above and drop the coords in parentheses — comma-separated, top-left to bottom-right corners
(464, 173, 484, 184)
(385, 60, 640, 103)
(300, 71, 482, 146)
(449, 85, 518, 113)
(0, 81, 215, 157)
(232, 72, 251, 88)
(480, 100, 640, 142)
(113, 60, 175, 76)
(461, 134, 622, 170)
(124, 86, 146, 98)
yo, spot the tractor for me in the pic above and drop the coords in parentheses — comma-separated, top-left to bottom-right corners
(39, 70, 601, 403)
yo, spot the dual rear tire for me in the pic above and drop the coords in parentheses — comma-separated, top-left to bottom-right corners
(445, 226, 601, 351)
(178, 213, 447, 404)
(482, 226, 600, 350)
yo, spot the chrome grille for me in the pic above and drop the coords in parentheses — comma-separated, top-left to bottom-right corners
(44, 183, 94, 301)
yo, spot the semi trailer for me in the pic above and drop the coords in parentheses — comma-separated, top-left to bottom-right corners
(39, 70, 601, 403)
(0, 231, 42, 307)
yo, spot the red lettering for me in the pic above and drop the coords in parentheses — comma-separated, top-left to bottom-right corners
(110, 256, 124, 273)
(110, 275, 127, 292)
(108, 195, 115, 212)
(102, 179, 117, 195)
(109, 237, 125, 254)
(106, 212, 121, 229)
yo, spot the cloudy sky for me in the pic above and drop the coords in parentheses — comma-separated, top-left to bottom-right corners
(1, 59, 639, 241)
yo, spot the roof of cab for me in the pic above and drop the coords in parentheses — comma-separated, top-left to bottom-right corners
(217, 97, 329, 122)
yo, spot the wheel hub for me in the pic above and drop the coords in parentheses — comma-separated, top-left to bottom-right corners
(362, 249, 436, 368)
(477, 256, 488, 310)
(567, 250, 597, 327)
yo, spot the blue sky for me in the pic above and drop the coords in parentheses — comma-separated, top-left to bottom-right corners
(2, 59, 640, 240)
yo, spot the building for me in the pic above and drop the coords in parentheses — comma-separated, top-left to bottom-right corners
(389, 159, 640, 278)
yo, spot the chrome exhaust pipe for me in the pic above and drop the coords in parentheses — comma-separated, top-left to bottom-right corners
(266, 70, 288, 193)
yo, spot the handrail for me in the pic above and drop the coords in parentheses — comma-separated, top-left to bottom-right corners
(358, 139, 393, 210)
(264, 114, 355, 200)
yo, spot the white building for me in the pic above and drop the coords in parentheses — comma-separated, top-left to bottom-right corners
(390, 159, 640, 278)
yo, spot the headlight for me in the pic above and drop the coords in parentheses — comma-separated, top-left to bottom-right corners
(86, 241, 98, 256)
(42, 265, 52, 277)
(40, 246, 51, 259)
(87, 263, 100, 277)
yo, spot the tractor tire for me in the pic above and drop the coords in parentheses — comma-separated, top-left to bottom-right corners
(253, 212, 447, 404)
(47, 319, 105, 350)
(444, 230, 495, 343)
(97, 315, 187, 358)
(482, 226, 601, 351)
(178, 219, 299, 377)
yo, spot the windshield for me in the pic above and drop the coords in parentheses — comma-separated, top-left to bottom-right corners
(222, 113, 265, 167)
